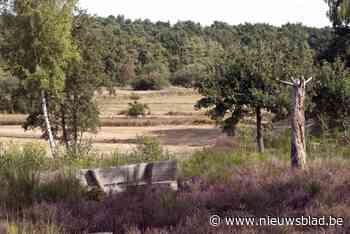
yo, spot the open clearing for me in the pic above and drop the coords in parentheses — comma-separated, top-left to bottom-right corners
(0, 125, 224, 154)
(0, 87, 227, 154)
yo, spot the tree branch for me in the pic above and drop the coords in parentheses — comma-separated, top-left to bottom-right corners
(277, 79, 294, 86)
(305, 77, 313, 85)
(291, 76, 296, 83)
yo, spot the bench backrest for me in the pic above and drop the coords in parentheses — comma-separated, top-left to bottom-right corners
(78, 160, 177, 193)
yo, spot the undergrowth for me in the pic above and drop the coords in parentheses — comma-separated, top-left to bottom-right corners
(0, 129, 349, 233)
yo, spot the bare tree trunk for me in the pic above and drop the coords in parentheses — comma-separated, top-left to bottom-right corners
(61, 104, 69, 150)
(256, 106, 264, 153)
(225, 107, 243, 137)
(291, 82, 306, 169)
(279, 77, 312, 169)
(72, 93, 79, 155)
(41, 90, 55, 158)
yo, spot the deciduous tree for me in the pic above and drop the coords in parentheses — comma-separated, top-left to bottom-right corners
(1, 0, 78, 157)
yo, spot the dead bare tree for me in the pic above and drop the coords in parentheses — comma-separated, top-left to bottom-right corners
(278, 76, 313, 169)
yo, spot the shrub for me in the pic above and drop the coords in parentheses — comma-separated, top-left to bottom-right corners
(100, 136, 171, 167)
(131, 73, 169, 90)
(170, 63, 206, 88)
(0, 143, 47, 208)
(0, 143, 89, 209)
(179, 149, 245, 181)
(35, 171, 87, 203)
(64, 138, 94, 159)
(10, 161, 350, 233)
(127, 101, 150, 117)
(134, 136, 165, 162)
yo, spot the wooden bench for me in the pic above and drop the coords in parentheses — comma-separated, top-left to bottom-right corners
(77, 160, 178, 193)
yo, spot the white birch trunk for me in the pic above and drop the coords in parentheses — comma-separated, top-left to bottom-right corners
(41, 90, 55, 158)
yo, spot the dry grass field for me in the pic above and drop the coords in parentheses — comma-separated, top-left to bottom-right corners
(0, 87, 224, 154)
(97, 87, 204, 116)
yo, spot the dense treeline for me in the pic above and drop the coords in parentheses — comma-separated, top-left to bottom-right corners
(0, 13, 334, 93)
(0, 14, 335, 100)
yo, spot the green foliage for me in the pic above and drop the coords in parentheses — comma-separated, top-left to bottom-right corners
(127, 101, 150, 117)
(101, 136, 172, 167)
(264, 129, 292, 154)
(180, 149, 267, 181)
(312, 59, 350, 130)
(3, 0, 79, 93)
(0, 143, 47, 208)
(19, 12, 103, 152)
(0, 74, 28, 113)
(0, 143, 90, 209)
(134, 136, 164, 161)
(325, 0, 350, 27)
(1, 0, 82, 156)
(130, 61, 170, 90)
(35, 171, 87, 203)
(170, 63, 206, 87)
(196, 29, 285, 137)
(131, 72, 169, 90)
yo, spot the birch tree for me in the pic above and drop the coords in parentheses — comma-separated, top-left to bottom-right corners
(1, 0, 78, 157)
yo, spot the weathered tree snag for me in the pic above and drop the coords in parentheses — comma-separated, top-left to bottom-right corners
(278, 77, 312, 169)
(290, 80, 306, 169)
(41, 90, 56, 158)
(256, 106, 264, 153)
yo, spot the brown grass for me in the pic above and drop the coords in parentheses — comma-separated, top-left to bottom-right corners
(97, 87, 203, 116)
(0, 124, 224, 154)
(0, 114, 26, 125)
(100, 116, 212, 127)
(0, 87, 216, 154)
(0, 87, 206, 125)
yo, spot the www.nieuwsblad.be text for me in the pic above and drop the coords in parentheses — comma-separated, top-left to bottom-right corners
(209, 215, 344, 227)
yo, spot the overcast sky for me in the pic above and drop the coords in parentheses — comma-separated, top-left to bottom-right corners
(78, 0, 331, 28)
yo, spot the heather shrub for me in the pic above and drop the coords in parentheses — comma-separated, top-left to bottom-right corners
(10, 161, 349, 233)
(2, 132, 350, 233)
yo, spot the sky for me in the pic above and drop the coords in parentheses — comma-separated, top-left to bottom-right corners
(78, 0, 331, 28)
